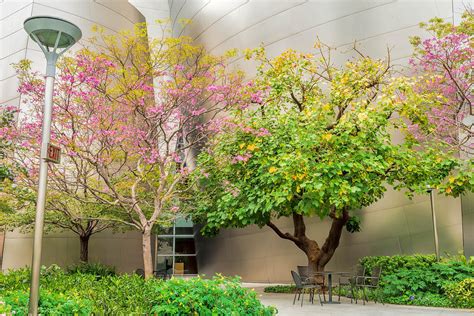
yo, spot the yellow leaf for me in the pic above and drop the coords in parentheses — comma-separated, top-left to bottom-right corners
(247, 144, 257, 151)
(269, 166, 278, 173)
(446, 187, 452, 193)
(322, 133, 333, 141)
(358, 112, 368, 120)
(449, 177, 455, 183)
(239, 143, 245, 149)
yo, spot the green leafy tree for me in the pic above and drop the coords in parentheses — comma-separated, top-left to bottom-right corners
(0, 175, 122, 262)
(191, 44, 470, 271)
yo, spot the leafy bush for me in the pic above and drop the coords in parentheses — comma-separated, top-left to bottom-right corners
(0, 267, 276, 315)
(66, 262, 116, 277)
(444, 278, 474, 309)
(358, 254, 474, 308)
(264, 285, 296, 293)
(360, 254, 437, 277)
(1, 290, 93, 316)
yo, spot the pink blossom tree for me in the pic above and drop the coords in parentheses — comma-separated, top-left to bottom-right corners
(409, 11, 473, 154)
(5, 23, 251, 277)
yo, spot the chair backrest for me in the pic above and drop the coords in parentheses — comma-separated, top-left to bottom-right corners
(134, 268, 145, 278)
(370, 266, 382, 286)
(354, 264, 365, 285)
(297, 266, 309, 279)
(291, 270, 303, 288)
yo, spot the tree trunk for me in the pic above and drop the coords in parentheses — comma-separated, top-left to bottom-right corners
(79, 234, 90, 262)
(267, 210, 350, 272)
(142, 227, 154, 279)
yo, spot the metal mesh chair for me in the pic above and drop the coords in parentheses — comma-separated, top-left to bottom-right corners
(291, 270, 323, 306)
(297, 265, 326, 301)
(359, 265, 383, 304)
(338, 264, 365, 303)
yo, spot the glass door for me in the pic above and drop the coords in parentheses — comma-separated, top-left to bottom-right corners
(154, 218, 197, 277)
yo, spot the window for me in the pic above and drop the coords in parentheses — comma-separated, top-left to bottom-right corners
(154, 218, 197, 276)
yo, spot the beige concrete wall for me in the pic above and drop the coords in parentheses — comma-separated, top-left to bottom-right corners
(172, 0, 467, 282)
(461, 192, 474, 257)
(195, 189, 463, 282)
(1, 230, 143, 273)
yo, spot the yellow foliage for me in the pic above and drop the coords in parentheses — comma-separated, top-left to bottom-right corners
(268, 166, 278, 173)
(322, 133, 333, 141)
(247, 144, 257, 151)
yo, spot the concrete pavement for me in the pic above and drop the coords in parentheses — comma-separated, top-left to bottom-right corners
(257, 291, 473, 316)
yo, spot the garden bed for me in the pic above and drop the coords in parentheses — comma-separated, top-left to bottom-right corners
(0, 265, 276, 315)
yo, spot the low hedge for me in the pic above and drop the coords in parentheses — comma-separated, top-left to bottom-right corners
(360, 254, 437, 277)
(66, 262, 116, 277)
(264, 285, 296, 293)
(0, 266, 276, 315)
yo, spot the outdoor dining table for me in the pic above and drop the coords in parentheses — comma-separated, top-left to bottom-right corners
(312, 271, 350, 304)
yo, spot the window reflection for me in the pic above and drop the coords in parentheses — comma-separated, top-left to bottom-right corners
(175, 237, 196, 254)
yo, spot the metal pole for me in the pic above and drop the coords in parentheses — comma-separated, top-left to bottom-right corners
(28, 75, 55, 316)
(429, 189, 440, 261)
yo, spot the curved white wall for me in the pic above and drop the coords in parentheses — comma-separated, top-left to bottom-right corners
(169, 0, 467, 282)
(1, 0, 145, 108)
(0, 0, 146, 273)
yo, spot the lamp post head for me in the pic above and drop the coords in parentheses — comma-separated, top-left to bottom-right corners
(24, 16, 82, 76)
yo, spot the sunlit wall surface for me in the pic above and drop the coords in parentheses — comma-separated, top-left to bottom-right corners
(169, 0, 468, 282)
(0, 0, 145, 273)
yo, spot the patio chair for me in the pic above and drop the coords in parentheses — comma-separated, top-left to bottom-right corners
(357, 266, 383, 305)
(297, 265, 326, 301)
(291, 270, 323, 307)
(134, 268, 145, 278)
(338, 264, 365, 303)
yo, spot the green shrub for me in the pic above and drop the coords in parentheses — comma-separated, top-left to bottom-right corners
(0, 301, 12, 315)
(359, 254, 474, 308)
(444, 278, 474, 309)
(0, 267, 276, 315)
(1, 290, 93, 316)
(66, 262, 117, 277)
(264, 285, 296, 293)
(360, 254, 437, 277)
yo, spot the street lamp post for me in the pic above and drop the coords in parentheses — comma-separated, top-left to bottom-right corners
(23, 16, 81, 316)
(427, 187, 440, 261)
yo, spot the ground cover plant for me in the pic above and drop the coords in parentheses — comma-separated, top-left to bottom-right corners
(0, 265, 276, 315)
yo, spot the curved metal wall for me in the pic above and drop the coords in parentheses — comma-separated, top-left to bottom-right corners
(0, 0, 146, 273)
(170, 0, 466, 282)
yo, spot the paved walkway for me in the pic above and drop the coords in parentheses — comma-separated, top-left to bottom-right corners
(257, 292, 473, 316)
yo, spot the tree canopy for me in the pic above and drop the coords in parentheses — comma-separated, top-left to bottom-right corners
(191, 42, 471, 270)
